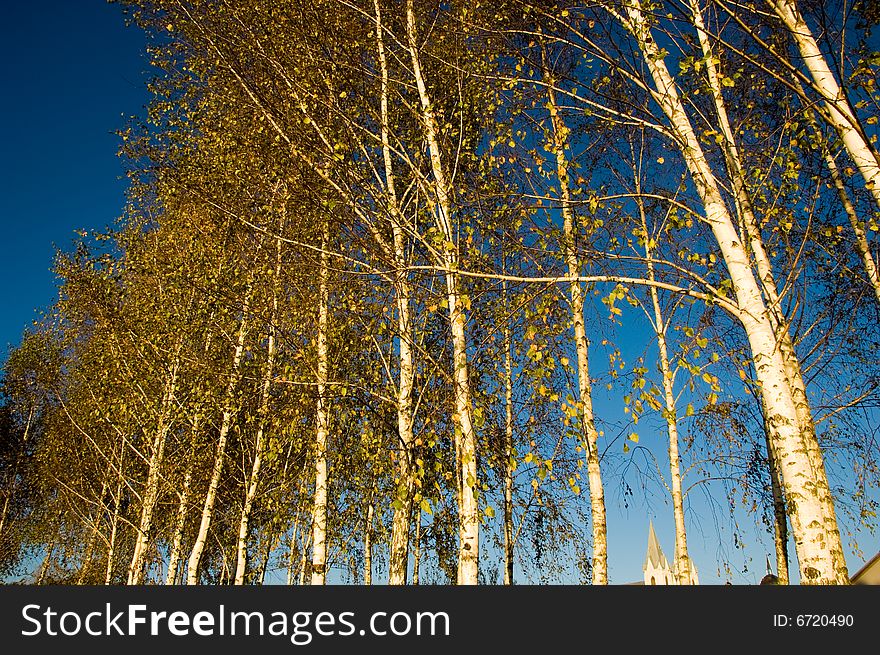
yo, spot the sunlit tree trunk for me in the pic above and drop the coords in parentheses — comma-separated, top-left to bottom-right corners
(256, 531, 277, 585)
(77, 463, 110, 584)
(691, 0, 847, 582)
(186, 289, 252, 585)
(406, 0, 479, 584)
(310, 219, 332, 585)
(364, 500, 374, 586)
(35, 542, 55, 585)
(636, 181, 692, 585)
(622, 0, 841, 583)
(375, 0, 417, 585)
(235, 234, 283, 585)
(285, 485, 306, 586)
(165, 425, 197, 585)
(412, 507, 422, 585)
(546, 75, 608, 585)
(127, 360, 180, 585)
(822, 141, 880, 305)
(167, 327, 216, 585)
(298, 527, 312, 586)
(769, 0, 880, 209)
(763, 414, 790, 585)
(502, 278, 515, 586)
(104, 444, 126, 585)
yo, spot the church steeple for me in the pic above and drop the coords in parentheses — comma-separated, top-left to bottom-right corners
(641, 520, 699, 585)
(643, 520, 672, 585)
(645, 520, 668, 570)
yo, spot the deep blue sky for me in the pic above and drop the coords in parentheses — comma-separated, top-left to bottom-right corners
(0, 0, 149, 354)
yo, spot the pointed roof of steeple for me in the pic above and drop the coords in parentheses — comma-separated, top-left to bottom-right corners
(644, 520, 668, 570)
(766, 554, 773, 575)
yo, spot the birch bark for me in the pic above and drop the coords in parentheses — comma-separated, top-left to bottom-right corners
(546, 77, 608, 584)
(375, 0, 417, 585)
(769, 0, 880, 209)
(621, 0, 840, 582)
(186, 289, 252, 584)
(690, 0, 847, 582)
(234, 234, 283, 585)
(127, 360, 180, 585)
(406, 0, 479, 584)
(309, 219, 331, 585)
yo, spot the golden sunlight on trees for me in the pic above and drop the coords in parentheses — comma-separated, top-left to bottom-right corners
(1, 0, 879, 586)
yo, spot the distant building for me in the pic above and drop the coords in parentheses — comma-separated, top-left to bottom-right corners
(642, 520, 699, 585)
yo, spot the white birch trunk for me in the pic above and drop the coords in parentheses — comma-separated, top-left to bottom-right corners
(165, 434, 196, 585)
(234, 235, 283, 585)
(364, 501, 374, 585)
(104, 444, 126, 585)
(412, 507, 422, 585)
(637, 184, 692, 585)
(823, 144, 880, 305)
(502, 279, 515, 586)
(546, 80, 608, 584)
(77, 464, 110, 584)
(764, 415, 790, 584)
(285, 485, 306, 585)
(406, 0, 479, 584)
(692, 1, 848, 582)
(285, 518, 301, 586)
(623, 0, 838, 583)
(104, 470, 123, 585)
(375, 0, 417, 585)
(309, 220, 331, 585)
(769, 0, 880, 209)
(127, 362, 180, 585)
(186, 291, 252, 585)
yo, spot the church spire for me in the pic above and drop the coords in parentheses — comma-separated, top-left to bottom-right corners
(644, 520, 668, 570)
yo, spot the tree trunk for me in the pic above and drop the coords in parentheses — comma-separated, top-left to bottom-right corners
(364, 500, 374, 585)
(104, 444, 126, 585)
(127, 361, 180, 585)
(77, 463, 111, 585)
(769, 0, 880, 209)
(234, 234, 283, 585)
(309, 219, 332, 585)
(285, 487, 306, 586)
(412, 508, 422, 585)
(186, 289, 252, 585)
(165, 412, 203, 585)
(822, 139, 880, 305)
(503, 279, 515, 586)
(546, 75, 608, 584)
(35, 543, 55, 585)
(691, 0, 848, 582)
(622, 0, 841, 583)
(636, 181, 692, 585)
(257, 531, 277, 586)
(406, 0, 479, 584)
(375, 1, 417, 585)
(764, 415, 790, 585)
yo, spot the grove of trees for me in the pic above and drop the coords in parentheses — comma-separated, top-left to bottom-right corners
(1, 0, 879, 585)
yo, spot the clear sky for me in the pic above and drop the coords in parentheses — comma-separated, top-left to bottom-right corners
(1, 1, 877, 586)
(0, 0, 150, 355)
